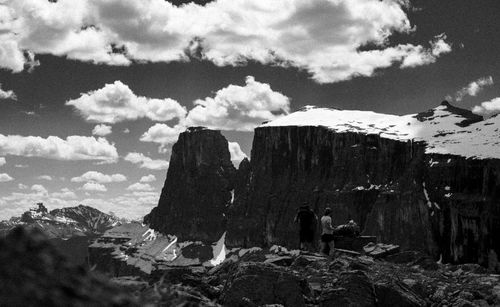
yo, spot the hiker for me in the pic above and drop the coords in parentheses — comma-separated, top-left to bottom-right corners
(320, 207, 335, 256)
(294, 203, 317, 251)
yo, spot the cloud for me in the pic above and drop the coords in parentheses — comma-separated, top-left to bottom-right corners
(124, 152, 169, 170)
(139, 174, 157, 183)
(18, 183, 28, 190)
(140, 123, 184, 146)
(50, 188, 77, 199)
(31, 184, 48, 195)
(185, 76, 290, 131)
(472, 97, 500, 118)
(0, 134, 118, 162)
(126, 182, 154, 192)
(92, 124, 112, 136)
(0, 173, 14, 182)
(228, 142, 247, 167)
(455, 76, 494, 102)
(0, 157, 5, 167)
(0, 0, 450, 83)
(0, 84, 17, 100)
(66, 81, 186, 124)
(37, 175, 53, 181)
(71, 171, 127, 183)
(81, 182, 107, 192)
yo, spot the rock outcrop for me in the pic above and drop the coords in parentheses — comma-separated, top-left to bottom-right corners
(145, 102, 500, 270)
(145, 127, 236, 242)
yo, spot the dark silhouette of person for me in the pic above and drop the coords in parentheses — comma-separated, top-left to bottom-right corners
(294, 203, 318, 251)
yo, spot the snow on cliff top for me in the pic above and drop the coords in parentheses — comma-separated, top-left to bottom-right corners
(261, 102, 500, 160)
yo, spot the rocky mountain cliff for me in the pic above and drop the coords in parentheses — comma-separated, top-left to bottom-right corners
(144, 127, 236, 242)
(144, 102, 500, 271)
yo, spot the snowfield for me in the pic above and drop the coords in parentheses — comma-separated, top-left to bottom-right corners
(261, 103, 500, 160)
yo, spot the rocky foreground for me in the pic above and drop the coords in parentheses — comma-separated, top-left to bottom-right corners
(87, 223, 500, 306)
(108, 245, 500, 307)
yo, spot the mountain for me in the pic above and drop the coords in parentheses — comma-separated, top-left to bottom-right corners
(0, 203, 121, 239)
(144, 101, 500, 271)
(144, 127, 236, 242)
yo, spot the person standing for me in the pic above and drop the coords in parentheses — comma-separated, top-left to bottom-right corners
(320, 207, 335, 256)
(294, 203, 317, 251)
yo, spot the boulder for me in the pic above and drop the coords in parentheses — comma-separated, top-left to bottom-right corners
(319, 270, 376, 307)
(221, 262, 309, 307)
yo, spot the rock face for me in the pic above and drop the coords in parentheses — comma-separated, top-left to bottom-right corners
(227, 126, 436, 255)
(145, 127, 236, 242)
(146, 103, 500, 270)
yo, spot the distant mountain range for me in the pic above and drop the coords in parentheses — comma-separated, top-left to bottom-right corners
(0, 203, 122, 238)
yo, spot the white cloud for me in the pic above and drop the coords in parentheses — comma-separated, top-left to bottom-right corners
(18, 183, 28, 190)
(455, 76, 494, 102)
(81, 182, 107, 192)
(31, 184, 48, 196)
(0, 84, 17, 100)
(126, 182, 154, 192)
(123, 128, 130, 134)
(66, 81, 186, 124)
(51, 188, 77, 199)
(139, 174, 156, 183)
(228, 142, 247, 167)
(472, 97, 500, 118)
(185, 76, 290, 131)
(140, 123, 184, 146)
(0, 0, 450, 83)
(92, 124, 112, 136)
(0, 173, 14, 182)
(124, 152, 169, 170)
(71, 171, 127, 183)
(37, 175, 53, 181)
(0, 134, 118, 162)
(0, 157, 5, 167)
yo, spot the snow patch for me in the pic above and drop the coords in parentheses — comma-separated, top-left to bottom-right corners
(261, 106, 500, 160)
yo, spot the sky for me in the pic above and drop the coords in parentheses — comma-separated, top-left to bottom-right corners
(0, 0, 500, 220)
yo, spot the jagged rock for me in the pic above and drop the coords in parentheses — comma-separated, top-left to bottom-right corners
(374, 281, 426, 307)
(221, 262, 310, 307)
(319, 270, 376, 307)
(145, 129, 236, 242)
(363, 242, 400, 258)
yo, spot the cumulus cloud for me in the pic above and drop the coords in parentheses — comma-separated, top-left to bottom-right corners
(66, 81, 186, 124)
(472, 97, 500, 118)
(0, 0, 450, 83)
(0, 84, 17, 100)
(37, 175, 53, 181)
(455, 76, 494, 102)
(0, 157, 5, 167)
(140, 123, 184, 146)
(139, 174, 156, 183)
(81, 182, 107, 192)
(18, 183, 28, 190)
(51, 188, 77, 199)
(228, 142, 247, 167)
(31, 184, 48, 196)
(0, 173, 14, 182)
(126, 182, 154, 192)
(185, 76, 290, 131)
(71, 171, 127, 183)
(124, 152, 169, 170)
(92, 124, 112, 136)
(0, 134, 118, 162)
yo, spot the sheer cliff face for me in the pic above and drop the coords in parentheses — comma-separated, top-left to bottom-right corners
(145, 128, 236, 242)
(227, 125, 500, 269)
(227, 126, 436, 254)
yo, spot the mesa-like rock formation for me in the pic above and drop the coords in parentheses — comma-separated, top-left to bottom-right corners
(144, 102, 500, 270)
(144, 127, 236, 242)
